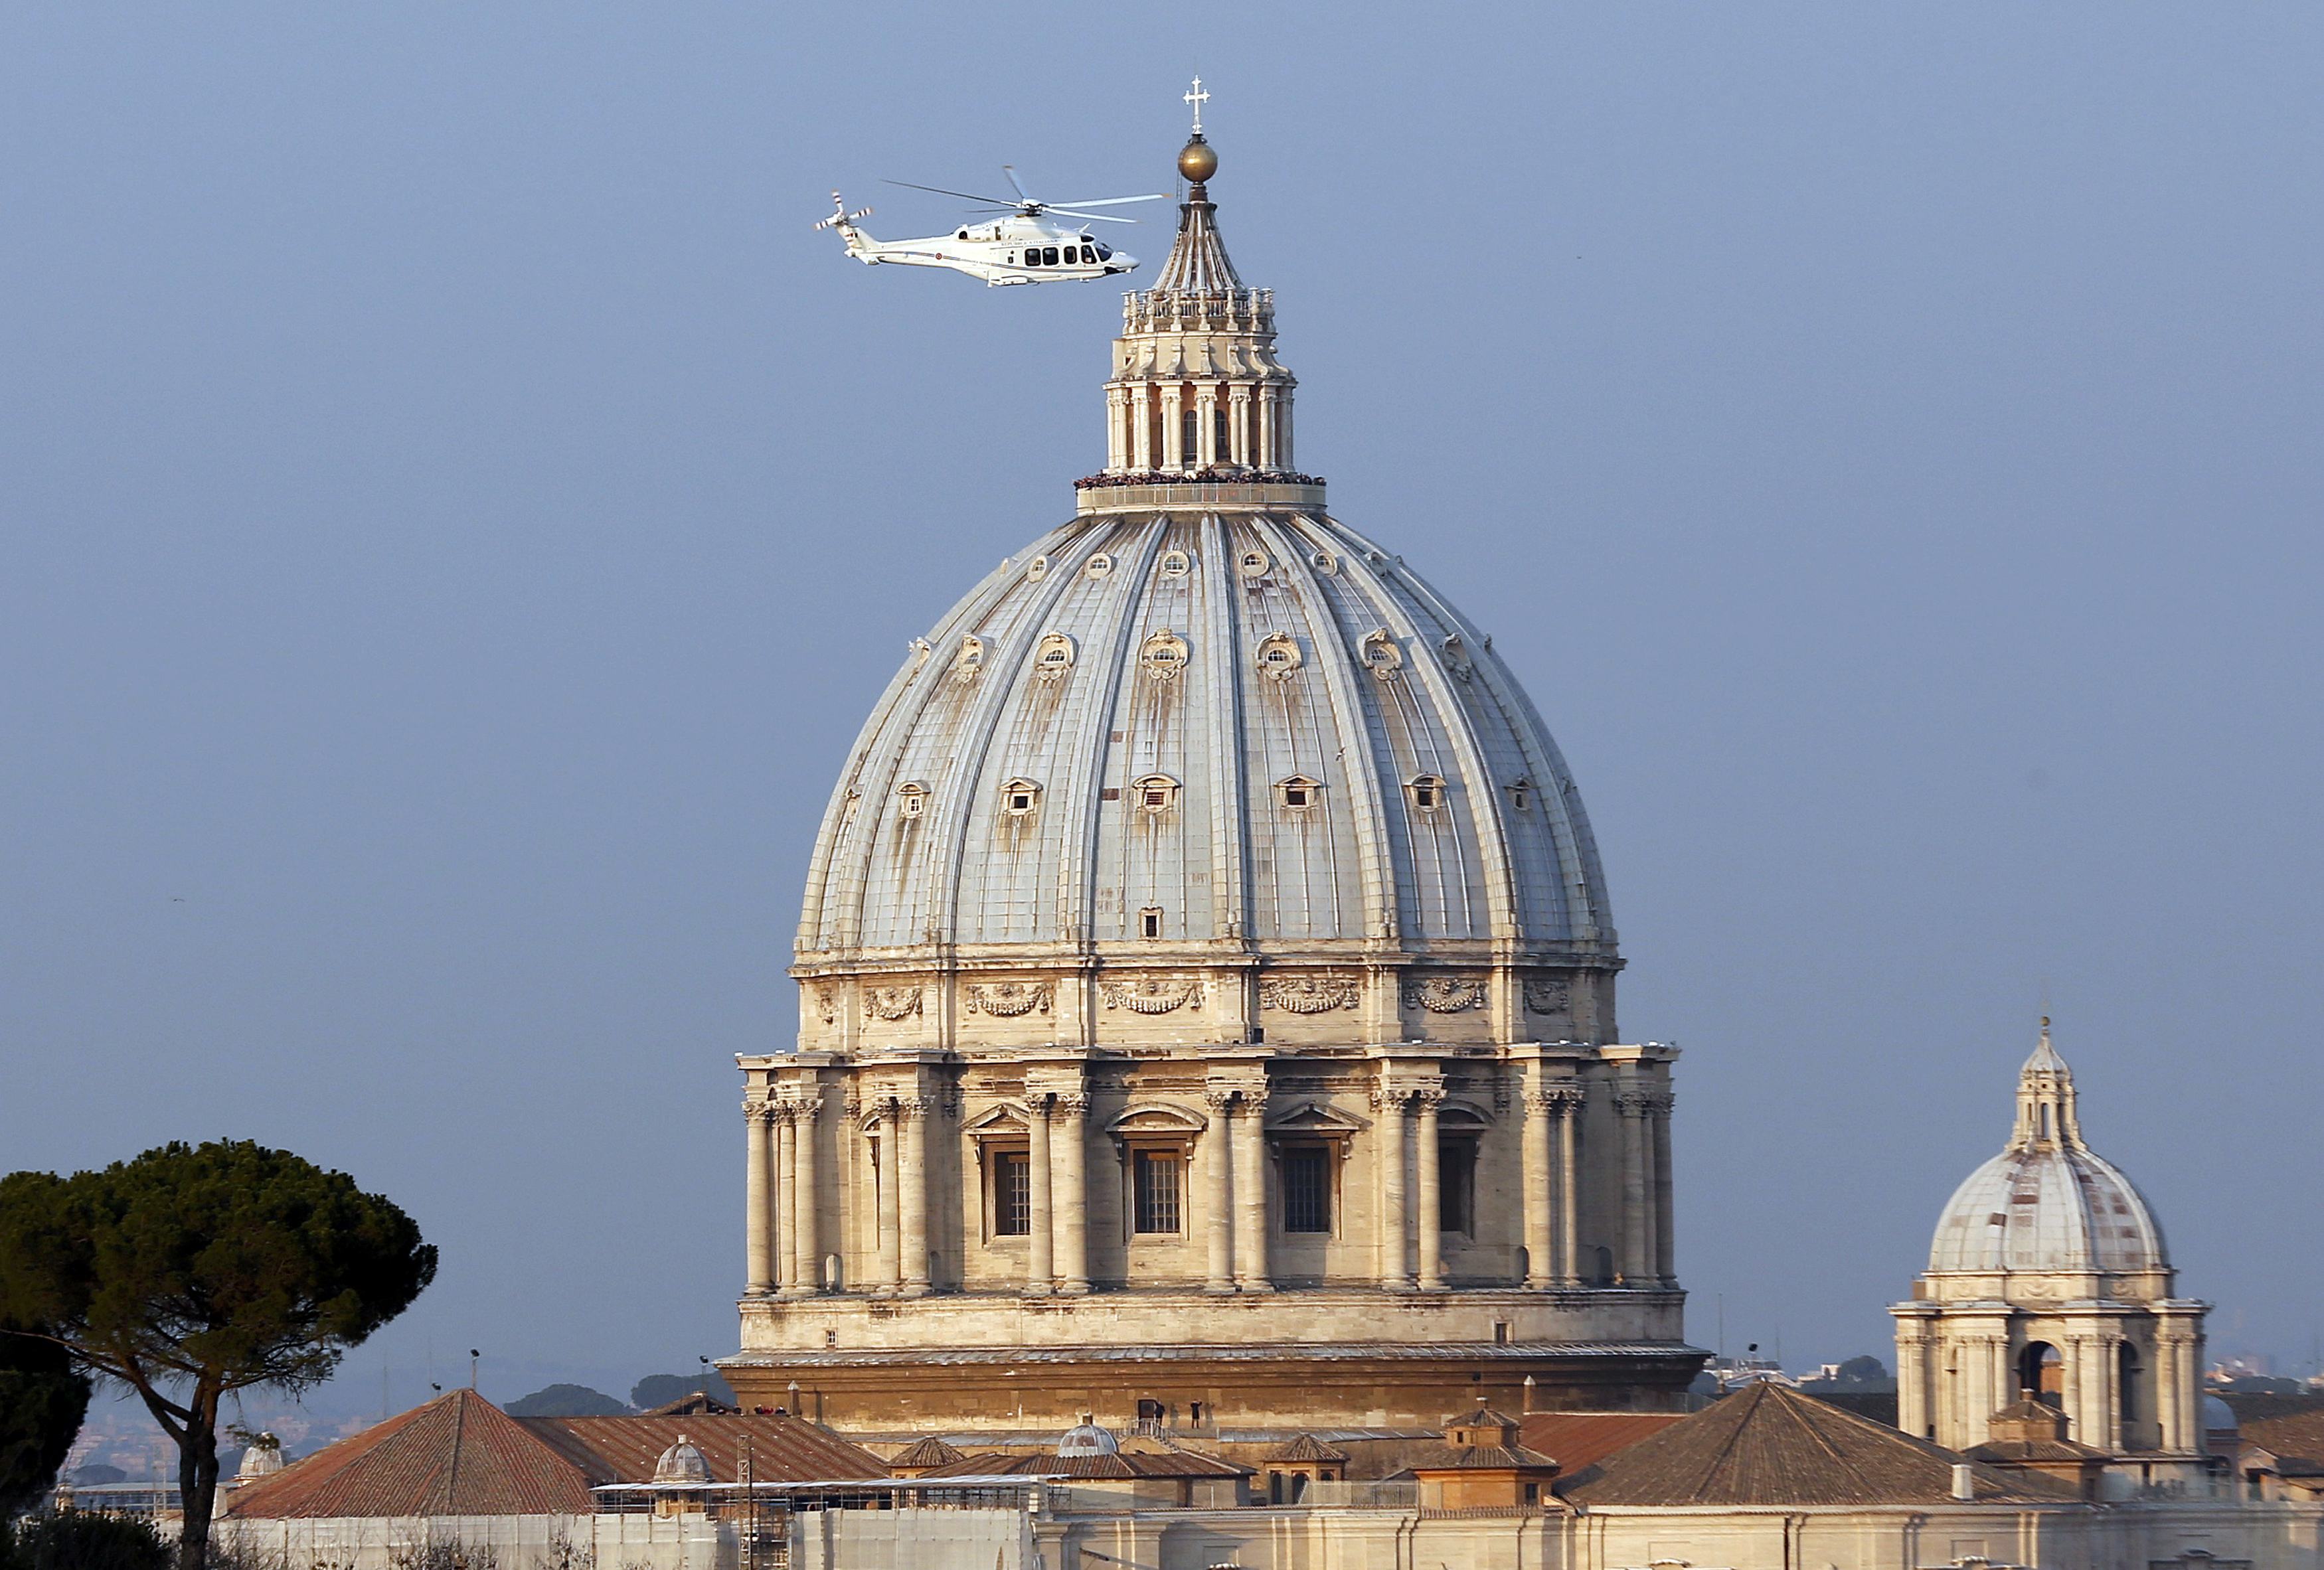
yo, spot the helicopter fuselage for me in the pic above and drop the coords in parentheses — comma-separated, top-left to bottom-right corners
(831, 212, 1139, 287)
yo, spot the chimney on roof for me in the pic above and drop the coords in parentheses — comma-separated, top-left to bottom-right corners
(1951, 1463, 1975, 1502)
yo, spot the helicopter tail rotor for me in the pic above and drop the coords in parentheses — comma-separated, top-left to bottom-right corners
(813, 191, 874, 232)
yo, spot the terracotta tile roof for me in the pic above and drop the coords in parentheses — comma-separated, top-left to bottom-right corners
(226, 1391, 595, 1519)
(1407, 1443, 1562, 1472)
(1519, 1413, 1684, 1474)
(2236, 1405, 2324, 1477)
(1264, 1434, 1350, 1464)
(1562, 1382, 2078, 1507)
(887, 1437, 967, 1471)
(918, 1449, 1247, 1480)
(517, 1414, 884, 1485)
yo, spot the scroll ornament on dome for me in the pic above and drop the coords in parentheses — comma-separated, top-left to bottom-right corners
(1099, 976, 1203, 1014)
(1260, 974, 1361, 1014)
(1402, 976, 1487, 1013)
(863, 984, 924, 1021)
(965, 981, 1052, 1017)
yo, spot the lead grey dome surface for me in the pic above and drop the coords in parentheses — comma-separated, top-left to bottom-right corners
(796, 511, 1614, 958)
(1925, 1027, 2167, 1274)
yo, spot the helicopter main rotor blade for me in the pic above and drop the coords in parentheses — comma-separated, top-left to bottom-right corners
(882, 178, 1021, 206)
(1048, 210, 1142, 224)
(1044, 193, 1169, 208)
(1001, 165, 1035, 202)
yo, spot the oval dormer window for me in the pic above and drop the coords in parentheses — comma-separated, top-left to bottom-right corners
(1034, 632, 1076, 680)
(1158, 548, 1193, 578)
(1256, 633, 1302, 679)
(1139, 631, 1189, 682)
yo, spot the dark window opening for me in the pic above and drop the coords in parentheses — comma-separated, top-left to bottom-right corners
(1139, 906, 1164, 938)
(1439, 1137, 1476, 1235)
(1133, 1150, 1183, 1233)
(1283, 1144, 1331, 1233)
(993, 1150, 1031, 1236)
(1042, 246, 1059, 266)
(1283, 785, 1309, 809)
(1181, 407, 1199, 462)
(1096, 242, 1113, 260)
(1412, 777, 1443, 811)
(1081, 244, 1098, 264)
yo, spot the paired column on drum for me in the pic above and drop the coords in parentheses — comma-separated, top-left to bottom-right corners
(784, 1095, 823, 1295)
(1201, 1081, 1270, 1293)
(1374, 1087, 1411, 1290)
(1232, 1086, 1272, 1292)
(1020, 1087, 1091, 1296)
(1521, 1085, 1586, 1289)
(744, 1098, 778, 1295)
(1614, 1088, 1675, 1287)
(1414, 1088, 1447, 1292)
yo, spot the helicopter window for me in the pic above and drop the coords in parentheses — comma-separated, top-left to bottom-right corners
(1042, 246, 1059, 266)
(1096, 242, 1112, 260)
(957, 230, 969, 240)
(1023, 250, 1038, 268)
(1080, 245, 1097, 264)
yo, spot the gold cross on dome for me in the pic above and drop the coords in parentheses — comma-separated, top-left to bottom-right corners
(1185, 76, 1209, 134)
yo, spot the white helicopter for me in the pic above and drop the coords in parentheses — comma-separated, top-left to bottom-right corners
(813, 166, 1167, 286)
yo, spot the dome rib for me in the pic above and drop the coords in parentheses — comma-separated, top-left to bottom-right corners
(1195, 515, 1252, 941)
(1252, 514, 1397, 943)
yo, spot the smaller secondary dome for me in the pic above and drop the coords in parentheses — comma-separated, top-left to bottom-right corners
(236, 1434, 284, 1481)
(1927, 1022, 2167, 1274)
(1057, 1415, 1119, 1458)
(652, 1434, 712, 1485)
(1178, 135, 1217, 183)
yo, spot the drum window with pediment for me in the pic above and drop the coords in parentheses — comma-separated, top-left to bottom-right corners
(1133, 1150, 1183, 1234)
(991, 1150, 1032, 1237)
(1281, 1143, 1331, 1233)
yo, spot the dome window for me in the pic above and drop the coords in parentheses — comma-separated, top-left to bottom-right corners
(1027, 555, 1050, 582)
(1311, 550, 1339, 576)
(952, 635, 986, 684)
(1138, 906, 1165, 939)
(1158, 548, 1193, 578)
(1255, 633, 1302, 679)
(1238, 548, 1272, 579)
(897, 781, 931, 819)
(1139, 631, 1189, 682)
(1276, 775, 1323, 812)
(1086, 553, 1116, 579)
(1034, 633, 1076, 680)
(1000, 778, 1042, 817)
(1361, 630, 1403, 676)
(1408, 775, 1446, 813)
(1129, 773, 1179, 815)
(1507, 777, 1533, 812)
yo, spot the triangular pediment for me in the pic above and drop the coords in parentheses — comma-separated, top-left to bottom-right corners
(1262, 1099, 1367, 1135)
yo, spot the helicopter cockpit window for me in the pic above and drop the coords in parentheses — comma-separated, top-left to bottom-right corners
(1080, 245, 1096, 264)
(1096, 242, 1112, 260)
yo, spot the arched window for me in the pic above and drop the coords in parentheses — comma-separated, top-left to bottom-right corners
(2018, 1341, 2064, 1406)
(896, 781, 930, 819)
(1408, 774, 1447, 813)
(2119, 1343, 2142, 1441)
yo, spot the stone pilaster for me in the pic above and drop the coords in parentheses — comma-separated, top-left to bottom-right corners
(1054, 1093, 1090, 1296)
(1414, 1086, 1447, 1292)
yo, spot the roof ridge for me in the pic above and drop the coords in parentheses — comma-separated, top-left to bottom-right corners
(1689, 1381, 1765, 1502)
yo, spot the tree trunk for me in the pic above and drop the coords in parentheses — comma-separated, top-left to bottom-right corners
(174, 1383, 221, 1570)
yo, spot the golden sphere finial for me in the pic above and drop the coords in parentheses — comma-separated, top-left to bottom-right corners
(1178, 135, 1218, 184)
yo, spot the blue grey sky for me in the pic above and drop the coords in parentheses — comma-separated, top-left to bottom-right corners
(5, 3, 2319, 1416)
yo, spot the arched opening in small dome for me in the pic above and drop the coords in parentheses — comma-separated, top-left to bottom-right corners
(2019, 1341, 2064, 1407)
